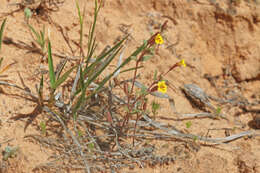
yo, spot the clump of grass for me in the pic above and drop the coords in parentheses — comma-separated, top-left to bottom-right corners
(23, 7, 47, 55)
(1, 1, 257, 172)
(28, 24, 46, 53)
(4, 0, 187, 171)
(38, 0, 187, 154)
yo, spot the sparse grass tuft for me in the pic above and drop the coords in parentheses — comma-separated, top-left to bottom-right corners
(27, 24, 46, 54)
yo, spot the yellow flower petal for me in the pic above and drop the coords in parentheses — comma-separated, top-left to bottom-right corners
(155, 33, 164, 45)
(179, 59, 186, 67)
(157, 81, 167, 93)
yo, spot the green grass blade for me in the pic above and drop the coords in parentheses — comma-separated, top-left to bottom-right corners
(91, 40, 149, 95)
(27, 24, 46, 52)
(131, 40, 148, 57)
(53, 66, 77, 89)
(0, 57, 3, 68)
(84, 36, 127, 76)
(87, 0, 101, 58)
(27, 24, 40, 42)
(88, 45, 123, 83)
(85, 21, 93, 62)
(85, 37, 97, 66)
(0, 18, 7, 51)
(39, 74, 44, 95)
(73, 34, 146, 113)
(83, 47, 123, 101)
(40, 26, 45, 51)
(93, 55, 131, 93)
(76, 1, 83, 49)
(79, 65, 84, 89)
(47, 41, 56, 89)
(38, 75, 44, 104)
(73, 36, 127, 97)
(119, 65, 144, 74)
(73, 44, 123, 113)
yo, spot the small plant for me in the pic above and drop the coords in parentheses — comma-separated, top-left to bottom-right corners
(111, 29, 186, 145)
(87, 143, 95, 151)
(47, 41, 77, 106)
(2, 146, 19, 161)
(27, 24, 46, 53)
(24, 7, 32, 21)
(215, 106, 222, 115)
(186, 121, 192, 128)
(24, 8, 47, 54)
(151, 101, 160, 119)
(77, 129, 83, 137)
(40, 121, 47, 136)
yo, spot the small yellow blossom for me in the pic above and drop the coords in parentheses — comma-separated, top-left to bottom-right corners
(155, 33, 164, 45)
(157, 81, 167, 93)
(179, 59, 186, 67)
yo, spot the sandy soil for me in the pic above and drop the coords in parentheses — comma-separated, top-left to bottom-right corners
(0, 0, 260, 172)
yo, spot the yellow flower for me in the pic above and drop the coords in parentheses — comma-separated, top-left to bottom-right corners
(157, 81, 167, 93)
(155, 33, 164, 45)
(179, 59, 186, 67)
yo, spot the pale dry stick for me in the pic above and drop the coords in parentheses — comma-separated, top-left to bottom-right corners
(113, 45, 126, 78)
(175, 112, 222, 119)
(70, 63, 81, 102)
(78, 115, 110, 129)
(43, 106, 91, 173)
(137, 129, 181, 138)
(142, 113, 256, 144)
(136, 129, 243, 151)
